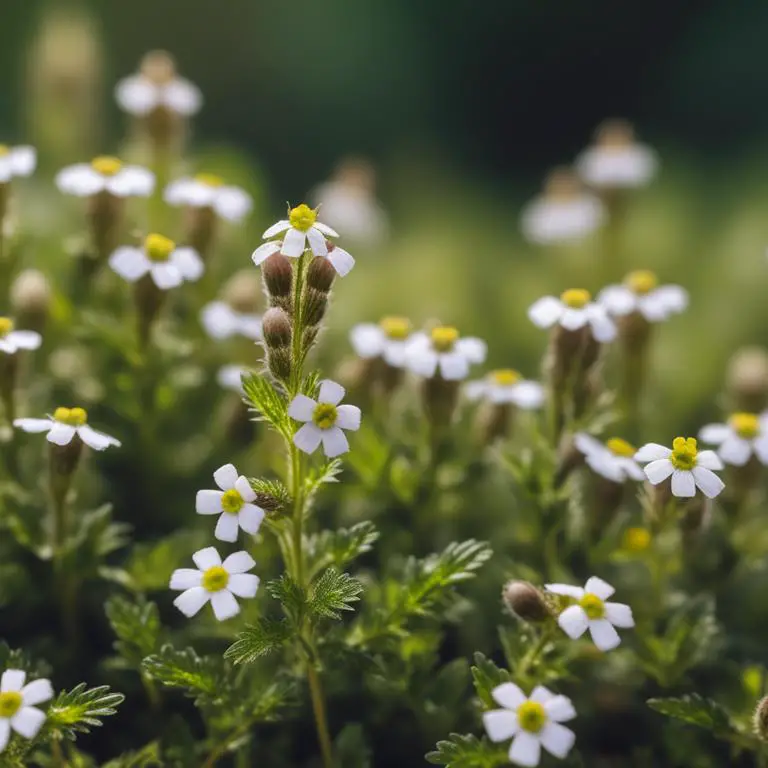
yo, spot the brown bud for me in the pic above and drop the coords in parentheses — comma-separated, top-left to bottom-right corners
(754, 697, 768, 741)
(302, 287, 329, 327)
(262, 308, 292, 350)
(86, 191, 123, 264)
(727, 347, 768, 413)
(306, 256, 336, 293)
(421, 375, 460, 432)
(140, 50, 177, 85)
(11, 269, 52, 332)
(262, 253, 293, 311)
(502, 581, 551, 623)
(185, 206, 217, 263)
(223, 269, 262, 314)
(134, 275, 166, 349)
(475, 402, 514, 445)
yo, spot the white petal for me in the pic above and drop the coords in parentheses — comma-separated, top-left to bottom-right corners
(528, 296, 563, 328)
(350, 324, 385, 359)
(653, 284, 688, 313)
(171, 247, 204, 282)
(150, 263, 183, 290)
(210, 590, 240, 621)
(56, 164, 104, 196)
(717, 436, 751, 466)
(235, 476, 256, 502)
(560, 308, 588, 331)
(313, 221, 339, 237)
(322, 426, 350, 457)
(326, 245, 355, 276)
(281, 228, 306, 257)
(200, 302, 238, 340)
(0, 339, 16, 354)
(698, 423, 731, 445)
(637, 293, 672, 322)
(455, 337, 487, 364)
(214, 463, 239, 490)
(214, 187, 253, 222)
(7, 331, 41, 351)
(288, 395, 317, 423)
(236, 315, 263, 341)
(192, 546, 221, 570)
(539, 722, 575, 759)
(335, 404, 361, 431)
(753, 436, 768, 465)
(217, 364, 245, 391)
(483, 710, 519, 742)
(491, 682, 526, 709)
(697, 450, 724, 470)
(508, 731, 540, 768)
(214, 513, 240, 543)
(238, 504, 265, 534)
(115, 76, 159, 115)
(170, 568, 203, 590)
(0, 720, 9, 752)
(109, 166, 155, 197)
(597, 285, 636, 316)
(262, 220, 291, 238)
(692, 467, 725, 499)
(162, 79, 203, 115)
(223, 551, 256, 574)
(634, 443, 672, 462)
(509, 381, 545, 410)
(617, 457, 646, 481)
(46, 423, 76, 446)
(11, 707, 45, 739)
(585, 453, 625, 483)
(464, 380, 489, 402)
(382, 339, 409, 368)
(406, 348, 439, 378)
(671, 469, 696, 497)
(252, 241, 282, 266)
(318, 379, 346, 405)
(584, 576, 614, 600)
(605, 602, 635, 628)
(557, 605, 589, 639)
(529, 686, 555, 704)
(438, 352, 470, 381)
(109, 247, 151, 283)
(573, 432, 603, 457)
(1, 670, 25, 692)
(9, 146, 36, 177)
(173, 587, 210, 617)
(294, 423, 323, 454)
(77, 425, 120, 450)
(164, 178, 209, 207)
(21, 680, 53, 707)
(227, 573, 260, 598)
(643, 459, 675, 484)
(306, 227, 328, 257)
(588, 619, 621, 651)
(195, 490, 224, 515)
(13, 418, 53, 434)
(586, 305, 617, 342)
(544, 584, 584, 599)
(544, 696, 576, 723)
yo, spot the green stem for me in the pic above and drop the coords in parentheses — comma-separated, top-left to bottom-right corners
(516, 624, 553, 684)
(307, 662, 334, 768)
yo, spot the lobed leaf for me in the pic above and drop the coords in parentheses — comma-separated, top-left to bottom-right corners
(224, 619, 293, 665)
(308, 568, 364, 620)
(425, 733, 509, 767)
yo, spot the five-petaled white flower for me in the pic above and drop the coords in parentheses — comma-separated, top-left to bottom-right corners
(699, 412, 768, 467)
(0, 145, 36, 184)
(201, 301, 262, 341)
(109, 233, 203, 290)
(598, 270, 688, 322)
(635, 437, 725, 498)
(164, 175, 252, 222)
(55, 156, 154, 198)
(349, 316, 413, 368)
(0, 317, 41, 355)
(14, 407, 120, 451)
(254, 203, 341, 261)
(465, 370, 544, 409)
(170, 547, 259, 621)
(0, 669, 53, 753)
(404, 326, 487, 381)
(546, 576, 634, 651)
(483, 682, 576, 767)
(196, 463, 265, 543)
(573, 433, 645, 483)
(528, 289, 616, 343)
(288, 380, 361, 458)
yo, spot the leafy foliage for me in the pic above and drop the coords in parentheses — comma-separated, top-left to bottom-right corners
(224, 619, 293, 664)
(425, 733, 509, 767)
(307, 521, 379, 574)
(248, 477, 292, 511)
(470, 653, 513, 709)
(142, 645, 220, 698)
(308, 568, 364, 620)
(47, 683, 125, 739)
(242, 372, 292, 439)
(105, 595, 162, 667)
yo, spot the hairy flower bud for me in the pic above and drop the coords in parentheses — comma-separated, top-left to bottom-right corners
(306, 256, 336, 293)
(223, 269, 262, 314)
(262, 308, 292, 382)
(754, 697, 768, 742)
(727, 347, 768, 413)
(421, 376, 460, 434)
(134, 275, 166, 349)
(502, 581, 551, 623)
(475, 402, 514, 445)
(302, 287, 330, 328)
(139, 50, 183, 150)
(262, 253, 293, 312)
(11, 269, 52, 332)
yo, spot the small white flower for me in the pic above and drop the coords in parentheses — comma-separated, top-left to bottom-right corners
(573, 433, 645, 483)
(201, 301, 262, 341)
(350, 316, 413, 368)
(14, 407, 120, 451)
(56, 156, 155, 198)
(116, 62, 202, 118)
(0, 317, 41, 355)
(217, 365, 247, 394)
(699, 412, 768, 467)
(528, 289, 616, 343)
(164, 175, 252, 222)
(288, 380, 361, 458)
(465, 369, 544, 409)
(196, 463, 265, 543)
(253, 239, 355, 276)
(635, 437, 724, 498)
(170, 547, 259, 622)
(0, 145, 36, 184)
(0, 669, 53, 753)
(404, 326, 487, 381)
(483, 682, 576, 767)
(546, 576, 634, 651)
(109, 234, 203, 290)
(255, 203, 340, 261)
(598, 270, 688, 322)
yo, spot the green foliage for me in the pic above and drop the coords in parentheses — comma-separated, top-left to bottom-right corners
(334, 723, 372, 768)
(308, 568, 364, 620)
(242, 372, 292, 439)
(266, 573, 307, 623)
(425, 733, 509, 767)
(307, 520, 379, 574)
(142, 645, 220, 699)
(304, 458, 344, 511)
(470, 653, 513, 709)
(123, 530, 209, 592)
(647, 695, 734, 736)
(47, 683, 124, 739)
(248, 477, 292, 511)
(101, 742, 162, 767)
(105, 595, 162, 667)
(224, 619, 293, 664)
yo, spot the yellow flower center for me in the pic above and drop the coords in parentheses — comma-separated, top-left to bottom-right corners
(517, 701, 547, 733)
(379, 316, 411, 340)
(560, 289, 591, 309)
(91, 156, 123, 176)
(430, 326, 459, 353)
(195, 173, 224, 188)
(0, 145, 9, 157)
(579, 592, 605, 620)
(145, 233, 176, 262)
(730, 412, 760, 439)
(606, 437, 636, 457)
(54, 406, 88, 426)
(670, 437, 697, 470)
(288, 204, 318, 232)
(0, 317, 14, 337)
(0, 691, 22, 718)
(313, 403, 338, 430)
(626, 270, 658, 295)
(622, 527, 651, 553)
(491, 369, 521, 386)
(221, 489, 244, 514)
(202, 565, 229, 592)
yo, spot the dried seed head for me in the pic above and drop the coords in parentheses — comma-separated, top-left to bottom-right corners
(140, 50, 177, 85)
(262, 253, 293, 310)
(306, 256, 336, 293)
(502, 581, 551, 623)
(222, 269, 262, 314)
(727, 347, 768, 413)
(262, 308, 292, 350)
(11, 269, 52, 318)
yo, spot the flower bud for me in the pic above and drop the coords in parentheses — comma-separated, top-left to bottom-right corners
(475, 402, 514, 445)
(222, 269, 262, 314)
(262, 253, 293, 312)
(262, 308, 292, 382)
(134, 275, 166, 349)
(11, 269, 52, 332)
(727, 347, 768, 413)
(502, 581, 551, 623)
(302, 287, 330, 328)
(139, 51, 183, 150)
(421, 376, 460, 433)
(754, 697, 768, 742)
(306, 256, 336, 293)
(185, 206, 217, 263)
(86, 190, 123, 267)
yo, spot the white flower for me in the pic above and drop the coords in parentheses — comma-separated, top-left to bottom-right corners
(252, 238, 355, 276)
(699, 412, 768, 467)
(116, 70, 201, 118)
(288, 380, 361, 458)
(483, 682, 576, 767)
(14, 407, 120, 450)
(170, 547, 259, 622)
(635, 437, 724, 498)
(349, 316, 413, 367)
(0, 145, 36, 184)
(164, 175, 252, 222)
(573, 433, 645, 483)
(217, 365, 247, 394)
(196, 463, 265, 542)
(109, 234, 203, 290)
(598, 270, 688, 322)
(0, 669, 53, 753)
(56, 156, 155, 198)
(255, 203, 340, 260)
(465, 370, 544, 409)
(404, 326, 487, 381)
(0, 317, 41, 355)
(546, 576, 634, 651)
(528, 289, 616, 343)
(201, 301, 262, 341)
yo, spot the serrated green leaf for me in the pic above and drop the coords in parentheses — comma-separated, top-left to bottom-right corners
(47, 683, 124, 738)
(224, 619, 293, 664)
(471, 653, 513, 708)
(142, 645, 219, 698)
(307, 521, 379, 575)
(242, 373, 292, 439)
(266, 573, 307, 622)
(308, 569, 364, 620)
(248, 477, 292, 511)
(647, 694, 732, 735)
(304, 459, 344, 512)
(105, 595, 162, 667)
(101, 741, 162, 767)
(425, 733, 508, 767)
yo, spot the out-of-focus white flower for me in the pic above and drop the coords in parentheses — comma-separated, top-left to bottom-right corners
(0, 318, 41, 355)
(14, 407, 120, 450)
(196, 463, 265, 542)
(164, 175, 252, 222)
(699, 413, 768, 467)
(0, 145, 36, 183)
(483, 682, 576, 767)
(350, 316, 413, 367)
(55, 156, 155, 198)
(109, 234, 203, 290)
(635, 437, 725, 498)
(170, 547, 259, 621)
(217, 365, 247, 393)
(404, 326, 487, 381)
(576, 119, 657, 189)
(288, 380, 361, 458)
(528, 289, 616, 343)
(465, 370, 544, 409)
(0, 669, 53, 753)
(573, 433, 644, 483)
(201, 301, 262, 341)
(546, 576, 634, 651)
(255, 203, 339, 260)
(598, 270, 688, 322)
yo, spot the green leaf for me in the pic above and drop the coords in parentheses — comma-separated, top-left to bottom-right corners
(124, 530, 209, 592)
(304, 459, 344, 512)
(308, 569, 364, 620)
(425, 733, 509, 767)
(307, 521, 379, 575)
(47, 683, 124, 739)
(266, 573, 307, 622)
(105, 595, 162, 667)
(470, 653, 513, 709)
(142, 645, 219, 698)
(224, 619, 293, 664)
(334, 723, 372, 768)
(101, 741, 162, 767)
(647, 695, 733, 735)
(242, 373, 292, 439)
(248, 477, 292, 511)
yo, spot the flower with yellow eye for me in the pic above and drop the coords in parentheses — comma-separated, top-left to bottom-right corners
(699, 412, 768, 467)
(573, 433, 645, 483)
(109, 233, 203, 290)
(465, 369, 544, 409)
(404, 326, 487, 381)
(170, 547, 259, 622)
(164, 175, 252, 223)
(528, 289, 616, 343)
(635, 437, 725, 498)
(598, 270, 688, 322)
(13, 407, 120, 450)
(546, 576, 634, 651)
(55, 155, 154, 198)
(349, 316, 413, 368)
(0, 317, 41, 355)
(0, 145, 36, 184)
(0, 669, 53, 754)
(483, 682, 576, 767)
(254, 203, 340, 262)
